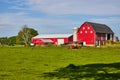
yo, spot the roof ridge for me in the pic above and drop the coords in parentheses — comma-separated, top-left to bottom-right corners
(86, 21, 106, 25)
(85, 22, 114, 34)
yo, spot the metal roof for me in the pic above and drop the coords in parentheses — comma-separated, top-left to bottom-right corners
(32, 34, 72, 38)
(87, 22, 114, 34)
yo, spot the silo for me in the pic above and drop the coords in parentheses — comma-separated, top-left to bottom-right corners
(73, 27, 78, 42)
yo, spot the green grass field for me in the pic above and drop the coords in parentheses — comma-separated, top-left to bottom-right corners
(0, 46, 120, 80)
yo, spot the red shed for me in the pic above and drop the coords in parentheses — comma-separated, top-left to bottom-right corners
(32, 34, 73, 46)
(77, 22, 114, 46)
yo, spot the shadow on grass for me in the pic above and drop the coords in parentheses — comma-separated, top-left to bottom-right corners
(43, 63, 120, 80)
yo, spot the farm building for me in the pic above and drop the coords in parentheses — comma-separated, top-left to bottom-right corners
(32, 22, 114, 46)
(77, 22, 114, 46)
(31, 34, 73, 45)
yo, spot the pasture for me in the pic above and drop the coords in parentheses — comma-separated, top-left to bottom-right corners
(0, 46, 120, 80)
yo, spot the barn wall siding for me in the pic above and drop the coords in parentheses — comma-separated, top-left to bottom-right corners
(32, 38, 44, 45)
(32, 37, 72, 45)
(96, 33, 106, 45)
(77, 22, 95, 46)
(68, 36, 73, 43)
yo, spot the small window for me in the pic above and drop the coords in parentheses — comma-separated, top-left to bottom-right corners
(88, 27, 90, 29)
(80, 31, 82, 34)
(85, 31, 87, 34)
(90, 31, 93, 33)
(83, 27, 85, 30)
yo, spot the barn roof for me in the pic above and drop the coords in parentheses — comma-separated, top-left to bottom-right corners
(32, 34, 72, 38)
(87, 22, 114, 34)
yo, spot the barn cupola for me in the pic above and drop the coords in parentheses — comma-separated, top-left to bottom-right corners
(73, 27, 78, 42)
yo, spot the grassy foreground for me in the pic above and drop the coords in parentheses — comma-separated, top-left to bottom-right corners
(0, 46, 120, 80)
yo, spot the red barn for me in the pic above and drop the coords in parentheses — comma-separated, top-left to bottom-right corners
(77, 22, 114, 46)
(31, 22, 114, 46)
(32, 34, 73, 45)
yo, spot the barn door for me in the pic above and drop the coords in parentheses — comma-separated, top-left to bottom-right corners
(106, 34, 112, 40)
(57, 39, 64, 45)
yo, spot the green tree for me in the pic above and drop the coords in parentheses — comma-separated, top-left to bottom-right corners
(0, 37, 8, 46)
(8, 36, 17, 46)
(17, 25, 38, 46)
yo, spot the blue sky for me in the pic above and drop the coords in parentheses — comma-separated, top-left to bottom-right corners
(0, 0, 120, 39)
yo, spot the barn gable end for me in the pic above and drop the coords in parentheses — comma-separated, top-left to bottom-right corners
(77, 22, 96, 46)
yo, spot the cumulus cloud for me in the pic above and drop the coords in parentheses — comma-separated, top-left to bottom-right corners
(0, 12, 80, 36)
(0, 12, 25, 37)
(0, 0, 120, 37)
(25, 0, 120, 15)
(90, 17, 120, 24)
(0, 12, 27, 26)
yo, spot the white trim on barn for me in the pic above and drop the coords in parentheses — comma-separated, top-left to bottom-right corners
(32, 34, 72, 39)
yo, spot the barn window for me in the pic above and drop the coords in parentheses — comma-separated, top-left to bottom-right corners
(85, 31, 87, 34)
(80, 31, 82, 34)
(83, 27, 85, 30)
(90, 31, 93, 33)
(88, 27, 90, 29)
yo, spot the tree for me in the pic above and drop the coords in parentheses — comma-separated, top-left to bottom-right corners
(116, 36, 119, 42)
(0, 37, 8, 46)
(17, 25, 38, 46)
(8, 36, 17, 46)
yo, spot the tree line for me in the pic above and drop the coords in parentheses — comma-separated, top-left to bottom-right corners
(0, 25, 38, 46)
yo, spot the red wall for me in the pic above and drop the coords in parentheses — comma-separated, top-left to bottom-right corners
(96, 33, 106, 45)
(32, 38, 58, 45)
(77, 22, 95, 45)
(44, 38, 69, 44)
(96, 33, 106, 41)
(32, 38, 44, 45)
(32, 36, 73, 45)
(68, 35, 73, 43)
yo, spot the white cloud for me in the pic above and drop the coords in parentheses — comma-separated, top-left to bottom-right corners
(90, 17, 120, 24)
(25, 0, 120, 15)
(0, 0, 120, 37)
(0, 12, 80, 36)
(0, 13, 26, 37)
(0, 12, 120, 36)
(2, 0, 120, 15)
(0, 12, 27, 26)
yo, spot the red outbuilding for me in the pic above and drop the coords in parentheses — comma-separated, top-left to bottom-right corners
(32, 34, 73, 45)
(77, 22, 114, 46)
